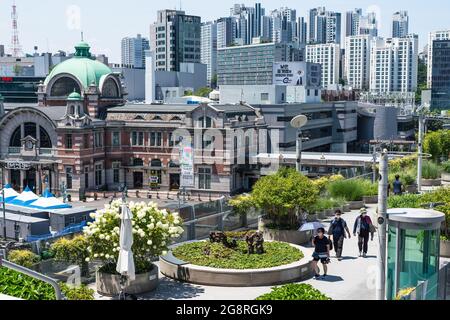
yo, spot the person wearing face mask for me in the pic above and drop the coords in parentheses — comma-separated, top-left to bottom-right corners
(353, 208, 374, 258)
(312, 228, 331, 279)
(328, 210, 351, 261)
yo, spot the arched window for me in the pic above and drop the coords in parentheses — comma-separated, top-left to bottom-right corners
(24, 123, 37, 139)
(133, 158, 144, 167)
(151, 159, 162, 167)
(70, 105, 75, 115)
(198, 116, 212, 128)
(102, 78, 120, 98)
(153, 115, 163, 121)
(9, 124, 53, 148)
(171, 116, 182, 121)
(9, 127, 21, 147)
(134, 115, 145, 121)
(40, 127, 52, 148)
(50, 77, 81, 97)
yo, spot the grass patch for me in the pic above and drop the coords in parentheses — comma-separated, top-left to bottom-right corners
(173, 241, 303, 270)
(256, 284, 331, 300)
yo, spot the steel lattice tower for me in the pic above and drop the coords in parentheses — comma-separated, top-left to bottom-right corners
(10, 0, 22, 57)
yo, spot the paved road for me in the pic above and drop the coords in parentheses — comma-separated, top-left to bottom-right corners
(94, 205, 379, 301)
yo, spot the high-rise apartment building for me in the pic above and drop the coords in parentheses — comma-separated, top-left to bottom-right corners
(392, 11, 409, 38)
(201, 22, 218, 87)
(306, 43, 341, 88)
(430, 40, 450, 111)
(231, 3, 265, 45)
(150, 9, 201, 71)
(345, 35, 375, 90)
(346, 9, 378, 37)
(370, 35, 418, 93)
(217, 17, 236, 48)
(297, 17, 307, 45)
(271, 7, 297, 44)
(427, 30, 450, 88)
(309, 7, 341, 44)
(121, 34, 150, 69)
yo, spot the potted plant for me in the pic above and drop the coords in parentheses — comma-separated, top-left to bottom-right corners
(84, 200, 184, 296)
(421, 161, 442, 187)
(241, 168, 319, 245)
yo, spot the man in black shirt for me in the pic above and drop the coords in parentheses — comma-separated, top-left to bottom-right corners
(312, 228, 331, 279)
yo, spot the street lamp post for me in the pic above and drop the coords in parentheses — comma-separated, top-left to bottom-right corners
(377, 149, 389, 300)
(290, 115, 308, 173)
(417, 112, 425, 193)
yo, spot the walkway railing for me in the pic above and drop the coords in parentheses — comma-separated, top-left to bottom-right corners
(0, 253, 64, 300)
(406, 262, 449, 300)
(26, 221, 87, 243)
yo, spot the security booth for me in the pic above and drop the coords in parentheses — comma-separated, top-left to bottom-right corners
(386, 208, 445, 300)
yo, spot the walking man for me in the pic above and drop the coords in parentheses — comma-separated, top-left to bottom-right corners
(328, 210, 351, 261)
(312, 228, 331, 279)
(353, 208, 374, 258)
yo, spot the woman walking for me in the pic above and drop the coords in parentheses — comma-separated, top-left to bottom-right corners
(353, 208, 374, 258)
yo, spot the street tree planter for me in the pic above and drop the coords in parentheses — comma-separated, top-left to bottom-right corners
(363, 196, 378, 204)
(349, 201, 365, 210)
(259, 218, 309, 245)
(441, 173, 450, 186)
(440, 240, 450, 258)
(343, 204, 351, 213)
(96, 265, 159, 296)
(421, 179, 442, 187)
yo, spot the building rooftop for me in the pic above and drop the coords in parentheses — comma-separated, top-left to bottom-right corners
(4, 212, 49, 224)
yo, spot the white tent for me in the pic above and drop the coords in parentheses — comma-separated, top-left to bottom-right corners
(30, 189, 72, 210)
(8, 186, 39, 207)
(0, 184, 19, 202)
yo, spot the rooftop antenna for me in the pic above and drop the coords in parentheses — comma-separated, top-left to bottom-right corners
(81, 31, 84, 41)
(10, 0, 22, 57)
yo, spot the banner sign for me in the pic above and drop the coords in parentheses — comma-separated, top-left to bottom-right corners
(4, 162, 32, 170)
(273, 62, 305, 86)
(180, 146, 194, 188)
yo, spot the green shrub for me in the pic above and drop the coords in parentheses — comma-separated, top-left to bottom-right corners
(327, 179, 366, 201)
(442, 161, 450, 174)
(389, 169, 417, 186)
(173, 241, 303, 270)
(0, 268, 95, 300)
(51, 236, 90, 276)
(422, 161, 442, 180)
(388, 194, 423, 209)
(256, 284, 331, 300)
(8, 250, 40, 268)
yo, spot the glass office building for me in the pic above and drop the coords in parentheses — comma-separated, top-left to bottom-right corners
(0, 76, 45, 103)
(431, 40, 450, 111)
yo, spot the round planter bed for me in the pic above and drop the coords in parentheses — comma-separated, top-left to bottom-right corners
(343, 204, 351, 213)
(261, 228, 310, 245)
(160, 242, 313, 287)
(363, 196, 378, 205)
(349, 201, 365, 210)
(96, 265, 159, 296)
(421, 179, 442, 187)
(441, 240, 450, 258)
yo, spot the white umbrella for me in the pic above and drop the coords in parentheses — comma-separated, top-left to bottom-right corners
(299, 222, 326, 232)
(116, 203, 136, 282)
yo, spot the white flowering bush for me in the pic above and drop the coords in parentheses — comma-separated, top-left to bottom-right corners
(83, 200, 184, 274)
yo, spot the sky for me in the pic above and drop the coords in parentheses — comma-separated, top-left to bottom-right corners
(1, 0, 450, 62)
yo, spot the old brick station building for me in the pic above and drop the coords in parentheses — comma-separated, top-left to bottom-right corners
(0, 42, 265, 197)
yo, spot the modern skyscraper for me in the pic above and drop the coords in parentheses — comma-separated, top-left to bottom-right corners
(271, 7, 297, 44)
(370, 35, 418, 93)
(346, 9, 362, 37)
(306, 43, 341, 88)
(427, 30, 450, 88)
(231, 3, 266, 45)
(345, 35, 375, 90)
(150, 9, 201, 71)
(346, 9, 378, 37)
(309, 7, 341, 44)
(217, 17, 236, 48)
(430, 40, 450, 111)
(297, 17, 307, 45)
(121, 34, 150, 69)
(201, 22, 218, 87)
(392, 11, 409, 38)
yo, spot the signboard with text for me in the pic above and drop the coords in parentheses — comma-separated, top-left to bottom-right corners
(273, 62, 305, 86)
(180, 146, 194, 188)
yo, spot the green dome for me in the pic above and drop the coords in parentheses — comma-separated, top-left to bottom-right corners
(44, 42, 112, 88)
(67, 91, 82, 100)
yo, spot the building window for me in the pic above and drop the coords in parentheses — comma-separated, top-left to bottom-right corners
(94, 132, 103, 148)
(95, 164, 103, 187)
(83, 134, 90, 149)
(112, 132, 120, 147)
(261, 93, 269, 101)
(65, 134, 73, 149)
(198, 167, 212, 190)
(150, 132, 163, 147)
(112, 162, 120, 184)
(65, 167, 73, 189)
(84, 166, 89, 189)
(132, 132, 144, 146)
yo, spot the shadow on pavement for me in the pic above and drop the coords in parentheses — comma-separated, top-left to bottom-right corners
(138, 278, 205, 300)
(339, 256, 358, 261)
(317, 275, 344, 283)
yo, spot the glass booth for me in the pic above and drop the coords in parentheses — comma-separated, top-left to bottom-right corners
(386, 208, 445, 300)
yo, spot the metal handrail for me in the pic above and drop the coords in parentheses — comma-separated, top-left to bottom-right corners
(0, 255, 64, 300)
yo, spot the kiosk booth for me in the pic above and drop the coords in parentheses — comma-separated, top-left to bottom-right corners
(386, 208, 445, 300)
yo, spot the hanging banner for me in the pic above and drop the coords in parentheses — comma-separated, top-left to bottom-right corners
(180, 145, 194, 188)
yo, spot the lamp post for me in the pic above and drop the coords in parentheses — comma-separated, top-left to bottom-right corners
(290, 115, 308, 173)
(377, 149, 389, 300)
(416, 104, 428, 193)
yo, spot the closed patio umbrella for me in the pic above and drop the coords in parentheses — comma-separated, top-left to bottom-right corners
(116, 202, 136, 282)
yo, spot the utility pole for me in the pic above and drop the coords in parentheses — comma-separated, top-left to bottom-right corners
(296, 129, 303, 173)
(377, 149, 389, 300)
(417, 112, 425, 193)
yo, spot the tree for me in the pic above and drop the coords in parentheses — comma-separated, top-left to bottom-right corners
(194, 87, 213, 98)
(51, 236, 91, 277)
(251, 168, 319, 229)
(424, 130, 450, 162)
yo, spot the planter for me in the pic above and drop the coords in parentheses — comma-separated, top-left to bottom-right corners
(406, 185, 418, 194)
(343, 204, 351, 213)
(261, 228, 310, 245)
(363, 196, 378, 204)
(440, 240, 450, 258)
(96, 265, 159, 296)
(349, 201, 365, 210)
(442, 173, 450, 186)
(421, 179, 442, 187)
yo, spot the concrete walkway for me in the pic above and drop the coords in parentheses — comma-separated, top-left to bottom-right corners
(94, 205, 379, 301)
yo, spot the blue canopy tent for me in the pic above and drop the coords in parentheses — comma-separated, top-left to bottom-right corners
(29, 189, 72, 210)
(8, 186, 40, 207)
(0, 184, 19, 202)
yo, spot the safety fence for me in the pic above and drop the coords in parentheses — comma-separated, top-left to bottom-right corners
(406, 262, 450, 300)
(26, 221, 87, 243)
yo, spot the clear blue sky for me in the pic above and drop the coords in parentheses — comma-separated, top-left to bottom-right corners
(1, 0, 449, 62)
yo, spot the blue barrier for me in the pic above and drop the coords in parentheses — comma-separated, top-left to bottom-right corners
(26, 221, 87, 242)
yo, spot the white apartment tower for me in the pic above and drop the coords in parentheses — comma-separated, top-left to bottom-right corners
(121, 34, 150, 69)
(427, 30, 450, 88)
(370, 35, 418, 93)
(309, 7, 341, 44)
(345, 35, 375, 90)
(392, 11, 409, 38)
(201, 22, 218, 87)
(306, 43, 341, 88)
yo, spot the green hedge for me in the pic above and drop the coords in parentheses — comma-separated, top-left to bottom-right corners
(256, 284, 331, 300)
(327, 179, 377, 201)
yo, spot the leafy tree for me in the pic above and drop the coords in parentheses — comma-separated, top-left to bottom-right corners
(194, 87, 213, 98)
(251, 168, 319, 229)
(51, 236, 90, 276)
(424, 130, 450, 162)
